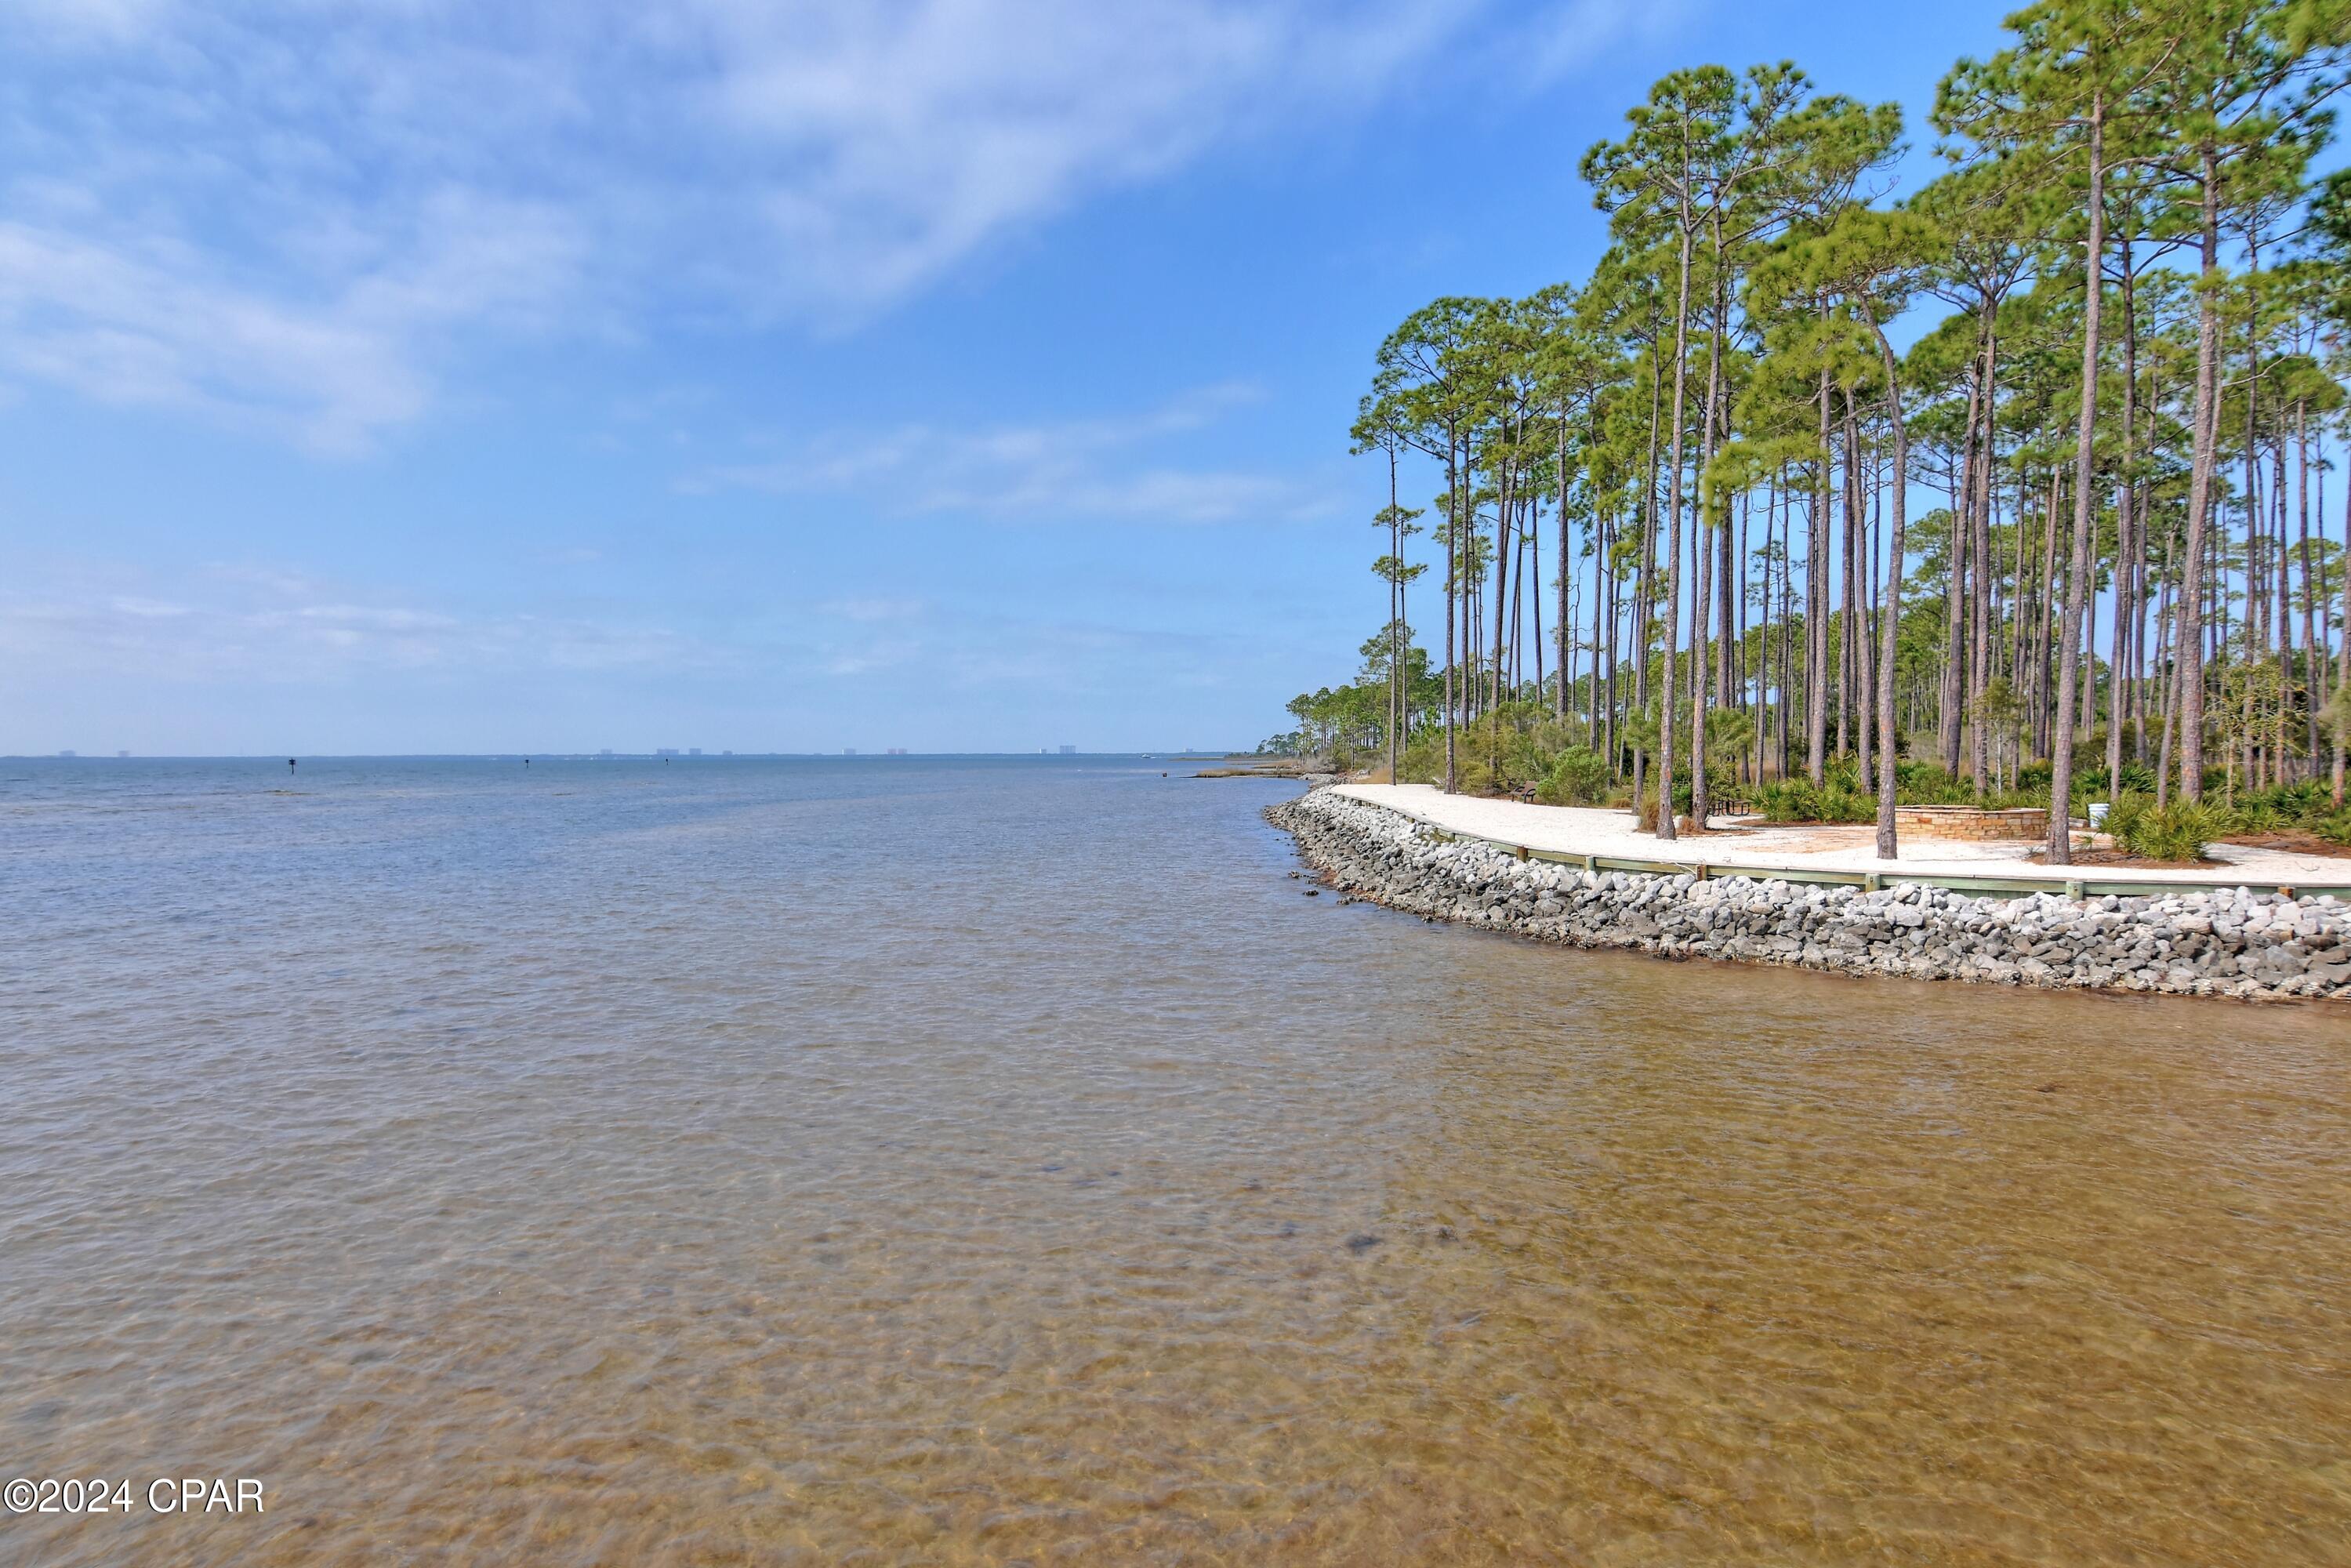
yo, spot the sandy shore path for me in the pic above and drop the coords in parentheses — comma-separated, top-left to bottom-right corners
(1331, 782, 2351, 892)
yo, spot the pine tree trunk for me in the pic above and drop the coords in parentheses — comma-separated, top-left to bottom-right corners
(1808, 355, 1831, 786)
(2179, 154, 2221, 801)
(2112, 238, 2139, 786)
(1874, 332, 1910, 858)
(1442, 440, 1459, 793)
(2338, 447, 2349, 804)
(1942, 368, 1979, 775)
(1557, 415, 1573, 720)
(1655, 198, 1696, 840)
(1971, 318, 2000, 797)
(1631, 347, 1663, 817)
(2051, 292, 2098, 863)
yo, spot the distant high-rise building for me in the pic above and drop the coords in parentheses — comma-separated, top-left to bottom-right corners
(844, 747, 858, 757)
(720, 750, 734, 757)
(1058, 744, 1076, 756)
(656, 748, 679, 757)
(688, 747, 702, 757)
(885, 747, 907, 756)
(57, 750, 75, 758)
(117, 750, 130, 759)
(599, 749, 615, 758)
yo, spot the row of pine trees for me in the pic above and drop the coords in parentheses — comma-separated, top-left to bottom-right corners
(1330, 0, 2351, 865)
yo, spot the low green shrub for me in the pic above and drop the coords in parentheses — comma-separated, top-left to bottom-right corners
(2238, 779, 2331, 826)
(1756, 779, 1815, 823)
(1701, 758, 1743, 811)
(1893, 760, 1954, 793)
(2102, 791, 2150, 848)
(1816, 783, 1877, 824)
(2233, 801, 2283, 835)
(2110, 797, 2226, 862)
(1896, 771, 1976, 806)
(1535, 746, 1611, 807)
(1753, 776, 1876, 824)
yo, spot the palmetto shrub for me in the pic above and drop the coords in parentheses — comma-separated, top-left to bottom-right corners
(1753, 777, 1875, 824)
(2110, 797, 2226, 862)
(2238, 779, 2331, 827)
(2233, 801, 2284, 835)
(1815, 783, 1877, 824)
(1756, 779, 1816, 823)
(2102, 791, 2150, 848)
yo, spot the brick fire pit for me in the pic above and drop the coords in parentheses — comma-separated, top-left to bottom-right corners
(1893, 804, 2050, 841)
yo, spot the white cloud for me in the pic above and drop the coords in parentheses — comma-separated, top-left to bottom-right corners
(0, 192, 582, 452)
(0, 564, 728, 681)
(0, 0, 1651, 448)
(1502, 0, 1689, 87)
(682, 0, 1468, 308)
(690, 382, 1334, 525)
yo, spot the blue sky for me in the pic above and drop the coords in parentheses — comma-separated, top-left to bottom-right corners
(1, 0, 2014, 756)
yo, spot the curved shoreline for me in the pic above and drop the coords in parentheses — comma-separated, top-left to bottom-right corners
(1269, 788, 2351, 1004)
(1328, 782, 2351, 898)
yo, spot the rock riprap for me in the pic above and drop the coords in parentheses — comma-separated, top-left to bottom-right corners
(1268, 788, 2351, 1002)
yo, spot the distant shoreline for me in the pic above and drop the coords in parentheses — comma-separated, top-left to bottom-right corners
(5, 750, 1265, 764)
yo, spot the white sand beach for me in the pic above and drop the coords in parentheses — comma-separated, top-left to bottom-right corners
(1331, 783, 2351, 891)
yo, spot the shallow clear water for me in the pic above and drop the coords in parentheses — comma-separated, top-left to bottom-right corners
(3, 756, 2348, 1565)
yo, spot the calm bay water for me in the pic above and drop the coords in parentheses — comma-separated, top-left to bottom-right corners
(3, 755, 2349, 1565)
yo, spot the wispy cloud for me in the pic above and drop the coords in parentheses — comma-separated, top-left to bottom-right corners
(0, 0, 1655, 448)
(0, 564, 731, 681)
(0, 195, 582, 452)
(804, 603, 1228, 694)
(0, 558, 1241, 716)
(688, 383, 1333, 525)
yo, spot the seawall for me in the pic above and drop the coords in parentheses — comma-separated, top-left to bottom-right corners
(1268, 788, 2351, 1003)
